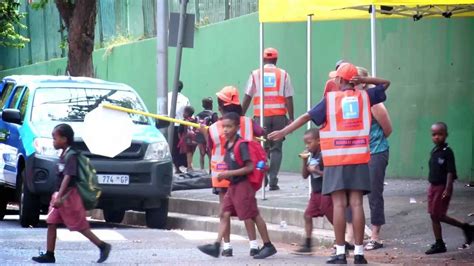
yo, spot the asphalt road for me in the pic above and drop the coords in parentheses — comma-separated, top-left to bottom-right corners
(0, 213, 330, 265)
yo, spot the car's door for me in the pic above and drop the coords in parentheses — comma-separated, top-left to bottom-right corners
(0, 82, 17, 188)
(1, 85, 27, 186)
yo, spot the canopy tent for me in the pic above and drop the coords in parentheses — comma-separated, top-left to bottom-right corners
(256, 0, 474, 198)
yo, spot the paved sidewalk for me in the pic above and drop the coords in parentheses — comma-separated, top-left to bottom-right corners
(172, 172, 474, 264)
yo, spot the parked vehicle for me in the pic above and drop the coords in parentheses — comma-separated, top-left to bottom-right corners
(0, 75, 173, 228)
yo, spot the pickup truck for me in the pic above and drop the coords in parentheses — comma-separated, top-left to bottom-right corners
(0, 75, 173, 228)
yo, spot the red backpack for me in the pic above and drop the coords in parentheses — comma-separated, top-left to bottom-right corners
(233, 139, 268, 191)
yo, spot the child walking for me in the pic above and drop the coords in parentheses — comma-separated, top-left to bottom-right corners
(196, 97, 218, 170)
(425, 122, 473, 254)
(197, 112, 277, 259)
(32, 123, 111, 263)
(178, 106, 198, 172)
(296, 128, 333, 253)
(269, 62, 391, 264)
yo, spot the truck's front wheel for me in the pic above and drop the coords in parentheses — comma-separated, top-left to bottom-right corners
(19, 171, 40, 227)
(145, 198, 169, 229)
(103, 208, 125, 224)
(0, 188, 7, 220)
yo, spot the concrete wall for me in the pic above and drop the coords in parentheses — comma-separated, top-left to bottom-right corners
(1, 13, 473, 180)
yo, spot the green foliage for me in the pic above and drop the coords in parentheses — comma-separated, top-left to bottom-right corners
(0, 0, 30, 48)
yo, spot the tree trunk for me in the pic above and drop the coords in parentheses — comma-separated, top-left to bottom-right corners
(55, 0, 97, 77)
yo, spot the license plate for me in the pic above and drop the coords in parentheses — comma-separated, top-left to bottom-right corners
(97, 174, 129, 185)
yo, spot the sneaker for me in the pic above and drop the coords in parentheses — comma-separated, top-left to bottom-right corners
(295, 244, 312, 253)
(198, 242, 220, 258)
(425, 242, 447, 255)
(326, 254, 347, 264)
(250, 248, 260, 256)
(462, 224, 473, 245)
(269, 185, 280, 191)
(221, 248, 233, 257)
(365, 240, 383, 251)
(32, 252, 56, 263)
(253, 244, 277, 259)
(97, 242, 111, 263)
(354, 254, 368, 264)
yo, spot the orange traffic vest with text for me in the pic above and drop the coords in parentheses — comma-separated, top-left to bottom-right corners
(252, 67, 287, 117)
(209, 116, 254, 188)
(320, 89, 371, 166)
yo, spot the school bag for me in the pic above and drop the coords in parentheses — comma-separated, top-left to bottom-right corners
(233, 139, 268, 191)
(65, 149, 102, 210)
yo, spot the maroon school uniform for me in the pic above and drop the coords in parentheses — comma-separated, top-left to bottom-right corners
(46, 148, 90, 231)
(305, 152, 333, 218)
(221, 138, 259, 220)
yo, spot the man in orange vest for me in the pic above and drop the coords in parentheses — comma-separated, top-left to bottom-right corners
(205, 86, 264, 257)
(268, 63, 391, 264)
(242, 47, 294, 191)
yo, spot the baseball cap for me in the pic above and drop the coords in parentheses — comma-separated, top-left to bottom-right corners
(328, 59, 346, 78)
(263, 47, 278, 60)
(335, 63, 358, 81)
(216, 86, 240, 106)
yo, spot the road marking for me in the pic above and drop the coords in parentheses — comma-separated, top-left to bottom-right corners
(172, 230, 246, 241)
(57, 229, 126, 241)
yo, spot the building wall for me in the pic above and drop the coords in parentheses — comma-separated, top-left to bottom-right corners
(1, 14, 473, 180)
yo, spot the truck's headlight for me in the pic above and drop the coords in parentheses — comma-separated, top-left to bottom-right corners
(34, 138, 61, 157)
(144, 142, 170, 161)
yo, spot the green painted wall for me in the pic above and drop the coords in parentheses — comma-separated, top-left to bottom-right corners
(1, 13, 473, 180)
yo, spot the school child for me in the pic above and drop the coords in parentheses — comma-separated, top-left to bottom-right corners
(268, 62, 391, 264)
(178, 106, 198, 172)
(205, 86, 263, 257)
(197, 112, 276, 259)
(296, 128, 333, 253)
(32, 124, 111, 264)
(425, 122, 474, 254)
(196, 97, 218, 170)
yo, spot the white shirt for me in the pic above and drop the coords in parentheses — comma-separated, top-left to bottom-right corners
(168, 92, 190, 126)
(244, 64, 294, 97)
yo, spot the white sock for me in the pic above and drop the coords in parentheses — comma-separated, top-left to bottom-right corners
(354, 244, 364, 255)
(249, 240, 259, 249)
(336, 245, 345, 255)
(223, 242, 232, 250)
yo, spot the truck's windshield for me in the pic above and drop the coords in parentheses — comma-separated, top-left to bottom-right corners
(31, 87, 150, 124)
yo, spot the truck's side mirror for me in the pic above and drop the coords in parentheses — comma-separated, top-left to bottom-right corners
(155, 119, 170, 129)
(2, 109, 22, 124)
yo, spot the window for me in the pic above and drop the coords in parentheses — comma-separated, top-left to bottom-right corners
(0, 83, 15, 108)
(18, 88, 30, 121)
(8, 86, 24, 109)
(31, 87, 150, 124)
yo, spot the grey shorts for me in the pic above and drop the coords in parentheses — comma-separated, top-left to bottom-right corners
(322, 164, 371, 195)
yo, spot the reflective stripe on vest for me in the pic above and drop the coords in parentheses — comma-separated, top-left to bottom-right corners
(320, 90, 371, 166)
(210, 116, 254, 188)
(252, 68, 287, 117)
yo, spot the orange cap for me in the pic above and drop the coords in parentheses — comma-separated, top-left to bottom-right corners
(216, 86, 240, 106)
(263, 47, 278, 60)
(335, 63, 358, 81)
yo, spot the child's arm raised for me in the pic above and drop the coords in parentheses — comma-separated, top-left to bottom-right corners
(351, 76, 391, 90)
(301, 157, 310, 179)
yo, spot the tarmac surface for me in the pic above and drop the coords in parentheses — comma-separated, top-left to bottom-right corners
(172, 171, 474, 264)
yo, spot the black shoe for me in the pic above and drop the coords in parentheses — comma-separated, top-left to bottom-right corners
(425, 242, 447, 255)
(462, 224, 473, 245)
(221, 248, 233, 257)
(295, 244, 312, 253)
(253, 244, 277, 259)
(269, 185, 280, 191)
(326, 254, 347, 264)
(250, 248, 260, 256)
(354, 255, 368, 264)
(32, 252, 56, 263)
(97, 242, 111, 263)
(198, 242, 220, 258)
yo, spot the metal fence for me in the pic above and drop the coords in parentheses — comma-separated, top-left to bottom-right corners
(0, 0, 258, 70)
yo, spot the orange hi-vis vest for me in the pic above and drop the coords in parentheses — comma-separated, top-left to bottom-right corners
(209, 116, 254, 188)
(252, 67, 287, 117)
(320, 90, 372, 166)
